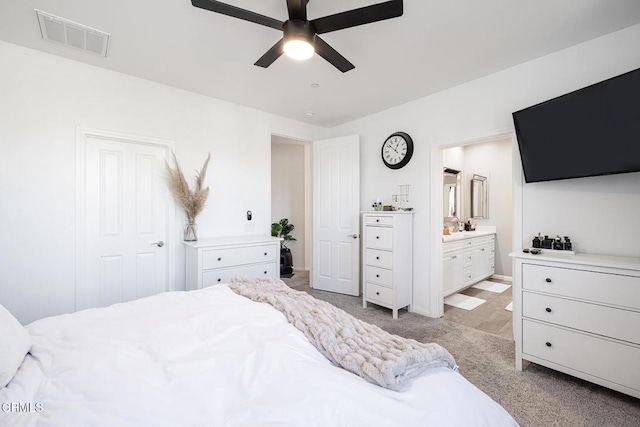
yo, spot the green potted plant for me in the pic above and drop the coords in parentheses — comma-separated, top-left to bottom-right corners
(271, 218, 296, 277)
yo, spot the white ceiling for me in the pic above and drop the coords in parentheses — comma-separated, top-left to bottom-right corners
(2, 0, 640, 127)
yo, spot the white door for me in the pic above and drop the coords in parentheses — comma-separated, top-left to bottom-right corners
(312, 135, 360, 295)
(78, 131, 170, 310)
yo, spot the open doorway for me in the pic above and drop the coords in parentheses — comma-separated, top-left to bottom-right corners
(271, 135, 311, 288)
(438, 135, 515, 339)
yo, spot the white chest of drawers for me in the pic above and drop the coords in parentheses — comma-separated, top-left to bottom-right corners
(361, 212, 414, 319)
(184, 236, 281, 290)
(512, 252, 640, 398)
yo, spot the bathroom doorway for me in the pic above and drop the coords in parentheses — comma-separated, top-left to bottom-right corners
(437, 133, 516, 339)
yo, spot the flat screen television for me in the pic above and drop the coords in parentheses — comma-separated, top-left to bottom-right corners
(512, 67, 640, 183)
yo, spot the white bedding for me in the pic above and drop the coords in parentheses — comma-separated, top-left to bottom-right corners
(1, 285, 517, 426)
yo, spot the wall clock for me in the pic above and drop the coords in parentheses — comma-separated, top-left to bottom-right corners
(381, 132, 414, 169)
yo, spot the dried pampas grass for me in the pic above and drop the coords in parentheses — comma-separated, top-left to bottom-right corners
(165, 152, 210, 220)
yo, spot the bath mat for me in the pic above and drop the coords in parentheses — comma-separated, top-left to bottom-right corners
(444, 294, 486, 311)
(472, 281, 511, 294)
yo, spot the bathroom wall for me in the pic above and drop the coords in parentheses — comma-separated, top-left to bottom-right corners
(463, 138, 513, 277)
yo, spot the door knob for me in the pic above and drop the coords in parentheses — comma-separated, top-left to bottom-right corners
(348, 234, 359, 239)
(151, 241, 164, 248)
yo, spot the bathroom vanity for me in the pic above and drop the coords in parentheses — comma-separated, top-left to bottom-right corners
(442, 229, 496, 296)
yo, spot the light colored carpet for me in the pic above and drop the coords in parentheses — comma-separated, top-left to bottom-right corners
(296, 285, 640, 427)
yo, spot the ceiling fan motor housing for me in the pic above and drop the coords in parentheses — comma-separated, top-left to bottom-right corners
(283, 19, 316, 45)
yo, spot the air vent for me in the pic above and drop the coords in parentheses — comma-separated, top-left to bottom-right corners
(36, 10, 109, 57)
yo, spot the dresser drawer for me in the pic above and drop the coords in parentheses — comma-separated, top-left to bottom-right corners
(523, 292, 640, 345)
(523, 264, 640, 310)
(365, 226, 393, 250)
(365, 215, 393, 226)
(522, 320, 640, 392)
(202, 262, 278, 287)
(202, 244, 277, 270)
(365, 283, 393, 305)
(365, 249, 393, 269)
(365, 265, 393, 287)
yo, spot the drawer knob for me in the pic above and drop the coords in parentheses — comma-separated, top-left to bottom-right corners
(376, 256, 380, 260)
(545, 307, 552, 313)
(376, 292, 380, 295)
(376, 236, 380, 239)
(264, 271, 267, 274)
(452, 255, 457, 259)
(545, 342, 552, 347)
(218, 257, 222, 261)
(264, 252, 267, 256)
(481, 248, 485, 251)
(376, 274, 380, 278)
(217, 278, 221, 282)
(545, 278, 552, 283)
(376, 219, 380, 223)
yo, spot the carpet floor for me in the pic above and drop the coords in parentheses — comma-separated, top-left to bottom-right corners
(297, 285, 640, 427)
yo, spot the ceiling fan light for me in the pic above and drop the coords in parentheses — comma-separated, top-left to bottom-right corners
(283, 39, 314, 61)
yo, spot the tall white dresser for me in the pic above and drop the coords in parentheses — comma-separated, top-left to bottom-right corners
(361, 211, 414, 319)
(511, 251, 640, 398)
(184, 236, 281, 291)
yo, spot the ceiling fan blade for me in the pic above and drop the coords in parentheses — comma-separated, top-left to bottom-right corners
(254, 39, 285, 68)
(314, 36, 355, 73)
(286, 0, 307, 21)
(191, 0, 283, 30)
(311, 0, 403, 34)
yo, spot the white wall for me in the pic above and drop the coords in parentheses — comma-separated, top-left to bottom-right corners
(463, 138, 513, 277)
(330, 24, 640, 316)
(442, 147, 465, 173)
(0, 41, 327, 324)
(271, 139, 308, 271)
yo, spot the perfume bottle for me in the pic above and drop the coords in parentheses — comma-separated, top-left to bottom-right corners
(564, 236, 572, 251)
(532, 233, 542, 248)
(553, 236, 563, 251)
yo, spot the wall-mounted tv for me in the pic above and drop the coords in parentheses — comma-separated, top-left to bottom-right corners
(512, 67, 640, 183)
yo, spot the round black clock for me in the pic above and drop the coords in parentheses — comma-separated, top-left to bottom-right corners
(381, 132, 414, 169)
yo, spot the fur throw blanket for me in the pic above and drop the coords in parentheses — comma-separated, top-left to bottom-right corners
(228, 276, 457, 391)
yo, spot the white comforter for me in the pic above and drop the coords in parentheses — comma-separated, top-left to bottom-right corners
(1, 285, 517, 426)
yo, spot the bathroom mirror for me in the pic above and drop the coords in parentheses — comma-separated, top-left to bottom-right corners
(443, 167, 461, 220)
(471, 174, 488, 219)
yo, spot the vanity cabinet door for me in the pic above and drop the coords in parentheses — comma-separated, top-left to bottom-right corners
(443, 250, 464, 296)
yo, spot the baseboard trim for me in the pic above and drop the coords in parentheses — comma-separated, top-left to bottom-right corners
(491, 274, 513, 282)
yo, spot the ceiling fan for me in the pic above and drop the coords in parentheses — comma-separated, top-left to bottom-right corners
(191, 0, 404, 72)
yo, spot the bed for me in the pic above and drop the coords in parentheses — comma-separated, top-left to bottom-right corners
(1, 282, 518, 426)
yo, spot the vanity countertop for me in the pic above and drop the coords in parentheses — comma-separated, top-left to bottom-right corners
(442, 227, 496, 243)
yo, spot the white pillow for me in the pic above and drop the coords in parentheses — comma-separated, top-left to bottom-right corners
(0, 304, 32, 388)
